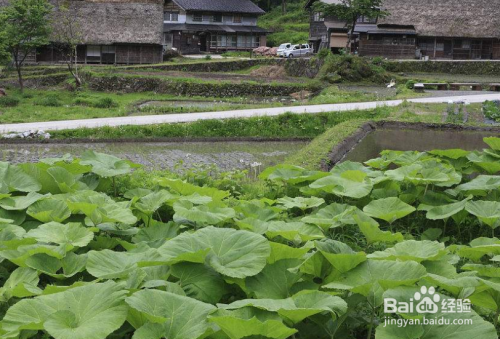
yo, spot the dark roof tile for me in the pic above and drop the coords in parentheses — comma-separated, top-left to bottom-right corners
(173, 0, 265, 14)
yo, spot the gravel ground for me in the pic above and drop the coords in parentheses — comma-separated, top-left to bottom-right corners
(1, 141, 307, 173)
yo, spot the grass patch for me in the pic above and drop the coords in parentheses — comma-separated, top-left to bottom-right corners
(0, 96, 20, 107)
(258, 1, 309, 47)
(49, 109, 385, 139)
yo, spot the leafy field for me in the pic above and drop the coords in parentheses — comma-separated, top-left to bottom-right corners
(2, 136, 500, 338)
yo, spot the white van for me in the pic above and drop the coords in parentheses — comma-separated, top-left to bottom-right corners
(283, 44, 313, 58)
(277, 43, 292, 57)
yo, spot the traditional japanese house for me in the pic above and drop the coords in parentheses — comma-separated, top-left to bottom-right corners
(306, 0, 500, 60)
(162, 0, 268, 54)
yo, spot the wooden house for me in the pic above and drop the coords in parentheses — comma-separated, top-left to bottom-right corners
(306, 0, 500, 60)
(163, 0, 268, 54)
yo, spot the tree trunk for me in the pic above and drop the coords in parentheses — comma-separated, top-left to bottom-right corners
(14, 58, 23, 93)
(345, 19, 358, 53)
(282, 0, 287, 14)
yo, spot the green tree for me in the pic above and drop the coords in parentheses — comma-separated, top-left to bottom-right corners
(314, 0, 388, 51)
(52, 0, 83, 87)
(0, 0, 52, 92)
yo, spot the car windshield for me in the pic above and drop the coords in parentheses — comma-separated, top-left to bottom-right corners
(279, 44, 290, 49)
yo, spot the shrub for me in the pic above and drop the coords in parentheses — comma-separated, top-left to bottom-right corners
(406, 80, 416, 89)
(73, 98, 94, 107)
(204, 55, 212, 61)
(317, 54, 391, 84)
(163, 49, 180, 61)
(94, 97, 118, 108)
(0, 96, 20, 107)
(371, 56, 384, 66)
(317, 48, 332, 60)
(484, 101, 500, 121)
(34, 94, 62, 107)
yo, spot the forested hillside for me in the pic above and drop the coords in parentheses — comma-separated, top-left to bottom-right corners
(254, 0, 310, 47)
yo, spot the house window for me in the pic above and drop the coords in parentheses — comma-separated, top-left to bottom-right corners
(313, 12, 324, 22)
(102, 46, 115, 54)
(233, 15, 242, 23)
(357, 15, 377, 24)
(212, 14, 223, 22)
(86, 45, 101, 57)
(193, 13, 202, 22)
(164, 11, 179, 22)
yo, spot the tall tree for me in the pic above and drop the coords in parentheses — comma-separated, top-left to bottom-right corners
(0, 0, 52, 92)
(282, 0, 287, 14)
(52, 1, 83, 87)
(314, 0, 388, 51)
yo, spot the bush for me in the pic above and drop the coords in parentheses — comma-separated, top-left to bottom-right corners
(371, 56, 384, 66)
(484, 101, 500, 121)
(317, 54, 391, 84)
(0, 96, 20, 107)
(317, 48, 332, 60)
(94, 97, 118, 108)
(73, 98, 94, 107)
(204, 55, 212, 61)
(405, 80, 416, 89)
(34, 94, 62, 107)
(163, 49, 180, 61)
(73, 96, 118, 109)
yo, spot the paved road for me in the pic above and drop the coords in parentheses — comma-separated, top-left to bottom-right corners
(1, 93, 500, 134)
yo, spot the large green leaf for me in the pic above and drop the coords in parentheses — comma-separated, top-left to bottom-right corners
(277, 196, 324, 211)
(367, 240, 446, 262)
(208, 308, 297, 339)
(173, 200, 235, 226)
(0, 267, 41, 301)
(0, 192, 46, 211)
(158, 227, 270, 278)
(310, 170, 374, 199)
(0, 281, 128, 339)
(133, 190, 177, 216)
(86, 248, 162, 279)
(266, 221, 324, 242)
(126, 290, 216, 339)
(425, 197, 470, 220)
(0, 162, 42, 193)
(315, 239, 366, 273)
(170, 262, 226, 304)
(220, 290, 347, 324)
(363, 198, 416, 224)
(456, 175, 500, 192)
(385, 161, 461, 187)
(465, 200, 500, 228)
(246, 259, 303, 299)
(323, 260, 427, 296)
(26, 222, 94, 248)
(259, 164, 327, 185)
(25, 252, 87, 279)
(352, 211, 404, 244)
(157, 178, 229, 201)
(302, 203, 358, 230)
(27, 198, 71, 223)
(80, 150, 138, 177)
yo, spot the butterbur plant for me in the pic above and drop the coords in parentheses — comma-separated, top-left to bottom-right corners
(3, 138, 500, 338)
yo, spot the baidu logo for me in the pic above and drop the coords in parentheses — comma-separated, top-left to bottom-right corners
(414, 286, 440, 314)
(384, 286, 471, 315)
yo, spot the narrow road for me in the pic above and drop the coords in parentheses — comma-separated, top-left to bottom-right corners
(1, 93, 500, 134)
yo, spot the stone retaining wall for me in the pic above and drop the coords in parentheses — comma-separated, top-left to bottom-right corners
(87, 75, 321, 97)
(384, 60, 500, 75)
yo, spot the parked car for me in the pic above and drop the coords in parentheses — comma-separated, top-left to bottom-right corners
(283, 44, 313, 58)
(277, 43, 292, 57)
